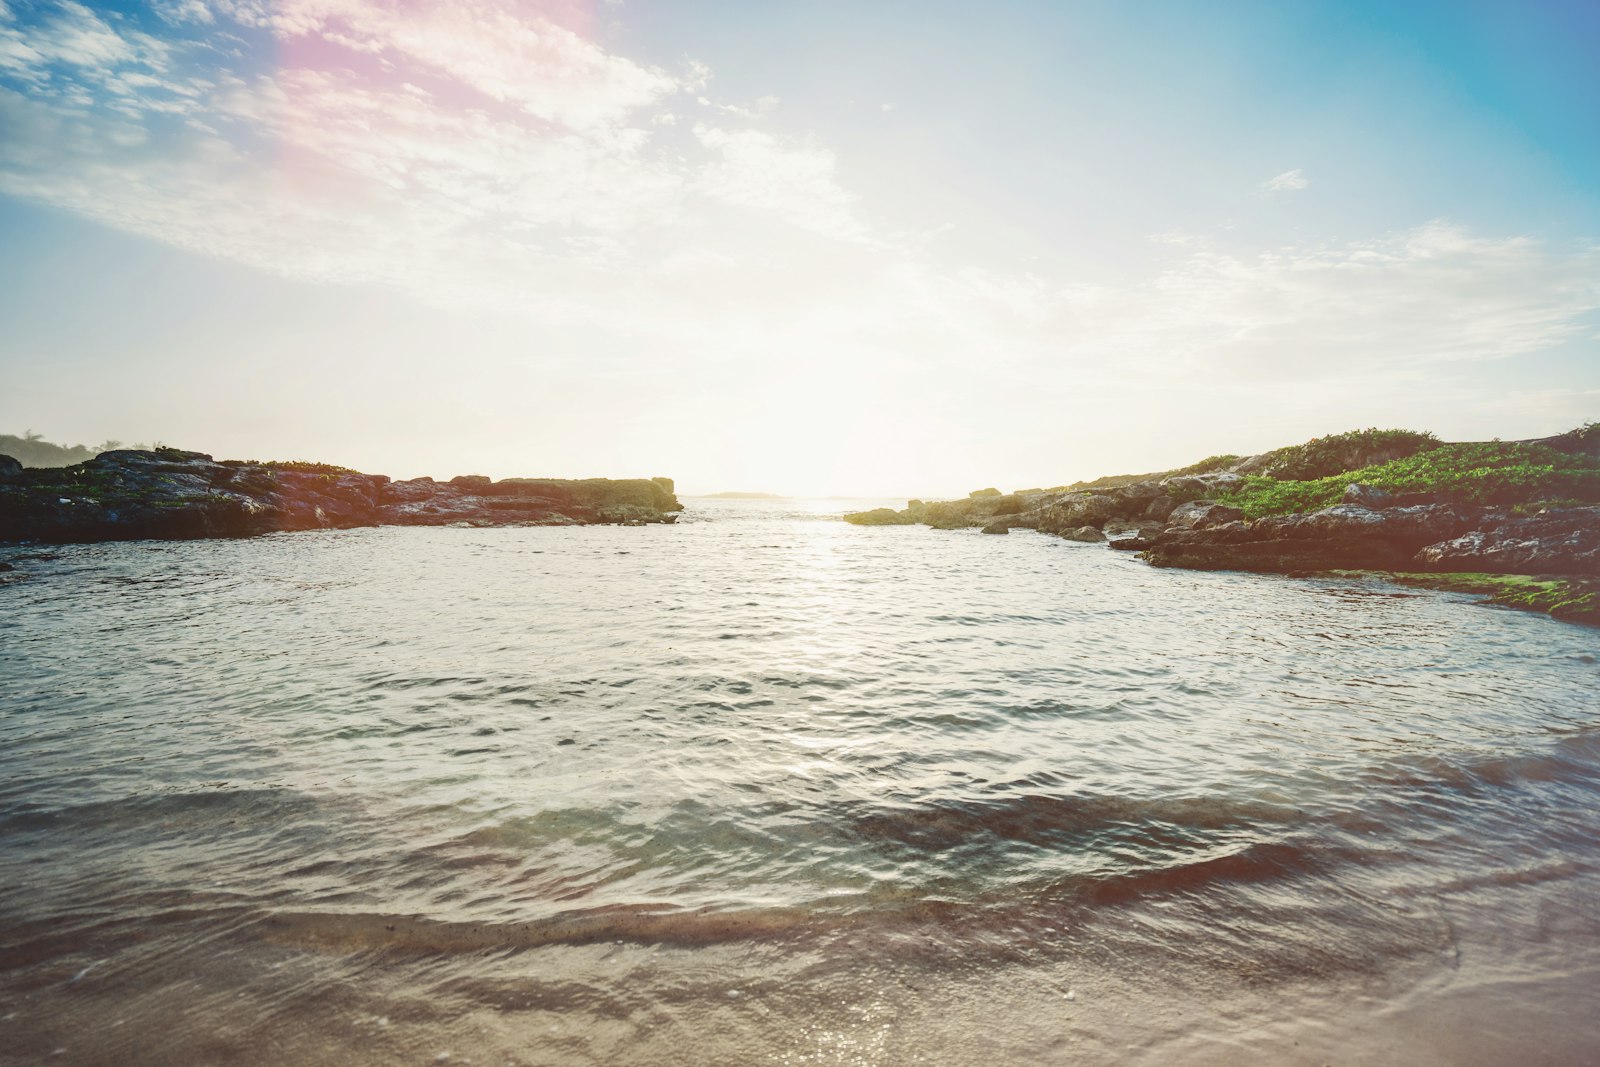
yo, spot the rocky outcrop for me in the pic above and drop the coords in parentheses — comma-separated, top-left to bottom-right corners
(847, 491, 1031, 529)
(1138, 503, 1598, 576)
(837, 424, 1600, 625)
(844, 507, 916, 526)
(0, 449, 681, 544)
(1412, 508, 1600, 575)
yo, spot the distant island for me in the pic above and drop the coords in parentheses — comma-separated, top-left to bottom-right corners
(0, 446, 681, 543)
(696, 491, 787, 499)
(845, 424, 1600, 626)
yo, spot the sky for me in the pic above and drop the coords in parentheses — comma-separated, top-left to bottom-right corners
(0, 0, 1597, 496)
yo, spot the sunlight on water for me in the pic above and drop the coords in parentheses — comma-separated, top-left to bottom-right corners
(3, 499, 1599, 1065)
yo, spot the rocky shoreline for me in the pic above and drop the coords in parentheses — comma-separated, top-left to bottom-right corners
(846, 427, 1600, 626)
(0, 448, 681, 544)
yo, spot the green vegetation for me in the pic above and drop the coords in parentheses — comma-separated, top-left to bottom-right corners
(1253, 428, 1440, 480)
(1215, 440, 1600, 519)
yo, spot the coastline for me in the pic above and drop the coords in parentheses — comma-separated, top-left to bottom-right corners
(0, 447, 682, 544)
(845, 425, 1600, 627)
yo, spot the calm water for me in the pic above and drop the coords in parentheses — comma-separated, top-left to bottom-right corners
(3, 499, 1599, 1065)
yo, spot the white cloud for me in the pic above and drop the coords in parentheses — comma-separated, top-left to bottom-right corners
(1036, 222, 1600, 381)
(0, 0, 1596, 413)
(692, 124, 861, 240)
(1263, 167, 1309, 192)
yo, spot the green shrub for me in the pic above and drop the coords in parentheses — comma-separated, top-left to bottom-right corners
(1256, 428, 1440, 480)
(1218, 441, 1600, 518)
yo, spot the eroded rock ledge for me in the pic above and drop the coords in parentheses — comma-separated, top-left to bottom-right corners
(0, 449, 681, 544)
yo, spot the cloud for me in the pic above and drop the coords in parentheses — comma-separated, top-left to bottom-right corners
(0, 0, 880, 329)
(1039, 222, 1600, 381)
(0, 0, 1596, 408)
(1262, 167, 1309, 192)
(692, 124, 861, 240)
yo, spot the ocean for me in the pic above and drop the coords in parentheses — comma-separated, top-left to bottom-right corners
(3, 498, 1598, 1065)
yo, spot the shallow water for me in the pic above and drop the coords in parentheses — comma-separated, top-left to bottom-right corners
(3, 498, 1599, 1065)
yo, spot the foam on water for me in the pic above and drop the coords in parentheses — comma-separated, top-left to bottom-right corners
(2, 498, 1599, 1064)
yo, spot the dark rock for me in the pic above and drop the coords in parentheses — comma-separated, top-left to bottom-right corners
(1523, 425, 1600, 461)
(1143, 494, 1178, 521)
(922, 499, 981, 529)
(1161, 472, 1244, 496)
(0, 455, 21, 481)
(450, 474, 492, 489)
(981, 522, 1010, 534)
(1060, 525, 1106, 543)
(1166, 500, 1245, 529)
(1037, 492, 1116, 534)
(1414, 507, 1600, 575)
(1106, 519, 1164, 543)
(1109, 536, 1158, 551)
(1342, 483, 1393, 508)
(1107, 481, 1167, 514)
(1143, 535, 1411, 572)
(1141, 503, 1486, 573)
(0, 450, 683, 544)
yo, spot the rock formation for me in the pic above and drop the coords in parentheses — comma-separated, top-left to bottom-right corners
(843, 425, 1600, 624)
(0, 448, 681, 544)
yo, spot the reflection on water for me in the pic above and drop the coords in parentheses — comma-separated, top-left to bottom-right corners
(3, 498, 1599, 1065)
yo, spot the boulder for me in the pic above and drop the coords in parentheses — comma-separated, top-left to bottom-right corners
(1106, 519, 1164, 542)
(921, 499, 982, 529)
(1166, 500, 1245, 529)
(1038, 492, 1116, 534)
(1060, 525, 1106, 543)
(969, 487, 1001, 498)
(1143, 494, 1178, 521)
(1107, 481, 1168, 516)
(981, 522, 1010, 535)
(0, 455, 21, 481)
